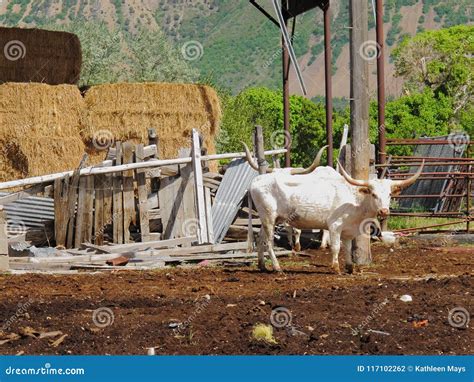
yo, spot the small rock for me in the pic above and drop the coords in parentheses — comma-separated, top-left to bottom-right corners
(307, 326, 314, 332)
(400, 294, 412, 302)
(203, 294, 211, 301)
(320, 334, 329, 339)
(259, 300, 266, 306)
(226, 304, 237, 308)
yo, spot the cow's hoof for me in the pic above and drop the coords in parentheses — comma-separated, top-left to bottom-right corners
(294, 243, 301, 252)
(345, 264, 354, 274)
(273, 265, 283, 272)
(331, 264, 341, 274)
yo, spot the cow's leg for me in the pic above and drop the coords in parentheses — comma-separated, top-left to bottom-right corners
(262, 220, 281, 272)
(293, 228, 301, 252)
(342, 239, 353, 274)
(320, 230, 330, 249)
(328, 229, 342, 274)
(257, 226, 267, 271)
(286, 226, 294, 254)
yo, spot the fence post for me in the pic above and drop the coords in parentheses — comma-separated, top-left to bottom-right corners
(254, 125, 268, 175)
(191, 129, 209, 244)
(0, 206, 9, 271)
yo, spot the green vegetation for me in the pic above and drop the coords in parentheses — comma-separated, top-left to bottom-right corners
(393, 25, 474, 127)
(1, 0, 471, 92)
(41, 22, 197, 87)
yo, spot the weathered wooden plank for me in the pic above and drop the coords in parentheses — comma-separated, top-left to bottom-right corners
(97, 236, 196, 253)
(102, 174, 113, 241)
(66, 155, 88, 249)
(74, 176, 93, 247)
(108, 145, 157, 160)
(93, 174, 105, 245)
(0, 207, 9, 270)
(122, 142, 135, 244)
(138, 241, 248, 257)
(204, 187, 214, 243)
(191, 130, 208, 244)
(113, 142, 124, 244)
(159, 149, 196, 241)
(54, 176, 70, 247)
(136, 144, 150, 242)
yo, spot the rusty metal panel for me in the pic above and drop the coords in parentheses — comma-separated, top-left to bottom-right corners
(211, 159, 258, 243)
(396, 136, 466, 212)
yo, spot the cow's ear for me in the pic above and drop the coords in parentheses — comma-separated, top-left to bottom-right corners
(359, 187, 372, 195)
(392, 186, 402, 195)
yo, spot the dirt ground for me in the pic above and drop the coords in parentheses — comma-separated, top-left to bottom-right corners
(0, 242, 472, 355)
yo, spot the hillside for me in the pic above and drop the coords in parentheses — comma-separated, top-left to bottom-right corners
(0, 0, 472, 97)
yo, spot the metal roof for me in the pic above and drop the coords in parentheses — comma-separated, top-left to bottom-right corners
(211, 159, 259, 243)
(0, 193, 54, 231)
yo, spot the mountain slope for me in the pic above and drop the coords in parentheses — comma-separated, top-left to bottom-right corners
(0, 0, 472, 96)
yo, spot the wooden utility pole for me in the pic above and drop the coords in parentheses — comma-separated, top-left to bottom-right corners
(349, 0, 371, 265)
(281, 0, 291, 167)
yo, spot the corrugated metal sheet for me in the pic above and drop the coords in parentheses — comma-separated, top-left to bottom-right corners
(397, 136, 465, 212)
(0, 193, 54, 229)
(211, 159, 258, 243)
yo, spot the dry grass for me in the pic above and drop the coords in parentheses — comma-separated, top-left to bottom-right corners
(82, 83, 221, 161)
(0, 83, 86, 181)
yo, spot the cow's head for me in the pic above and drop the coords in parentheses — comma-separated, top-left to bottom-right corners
(242, 143, 327, 175)
(337, 161, 424, 218)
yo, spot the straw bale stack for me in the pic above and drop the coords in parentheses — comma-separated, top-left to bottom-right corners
(0, 27, 81, 85)
(0, 83, 86, 181)
(82, 83, 221, 161)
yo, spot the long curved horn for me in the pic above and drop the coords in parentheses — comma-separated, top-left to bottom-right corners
(337, 160, 370, 187)
(391, 160, 424, 190)
(241, 142, 274, 173)
(290, 145, 328, 175)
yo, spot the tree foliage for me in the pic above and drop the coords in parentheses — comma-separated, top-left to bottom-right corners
(392, 25, 474, 116)
(43, 22, 197, 87)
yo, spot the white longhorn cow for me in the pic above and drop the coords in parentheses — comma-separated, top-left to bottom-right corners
(247, 157, 424, 273)
(242, 143, 327, 252)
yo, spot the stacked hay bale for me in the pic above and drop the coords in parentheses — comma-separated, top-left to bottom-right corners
(82, 83, 221, 163)
(0, 83, 86, 181)
(0, 27, 82, 85)
(0, 82, 222, 182)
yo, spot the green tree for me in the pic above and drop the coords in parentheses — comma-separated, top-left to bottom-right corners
(125, 27, 198, 83)
(218, 87, 336, 167)
(43, 21, 126, 87)
(392, 25, 474, 116)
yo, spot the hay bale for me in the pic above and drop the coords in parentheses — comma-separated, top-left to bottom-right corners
(82, 83, 221, 161)
(0, 83, 86, 181)
(0, 27, 81, 85)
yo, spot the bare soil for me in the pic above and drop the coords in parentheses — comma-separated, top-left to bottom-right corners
(0, 243, 472, 355)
